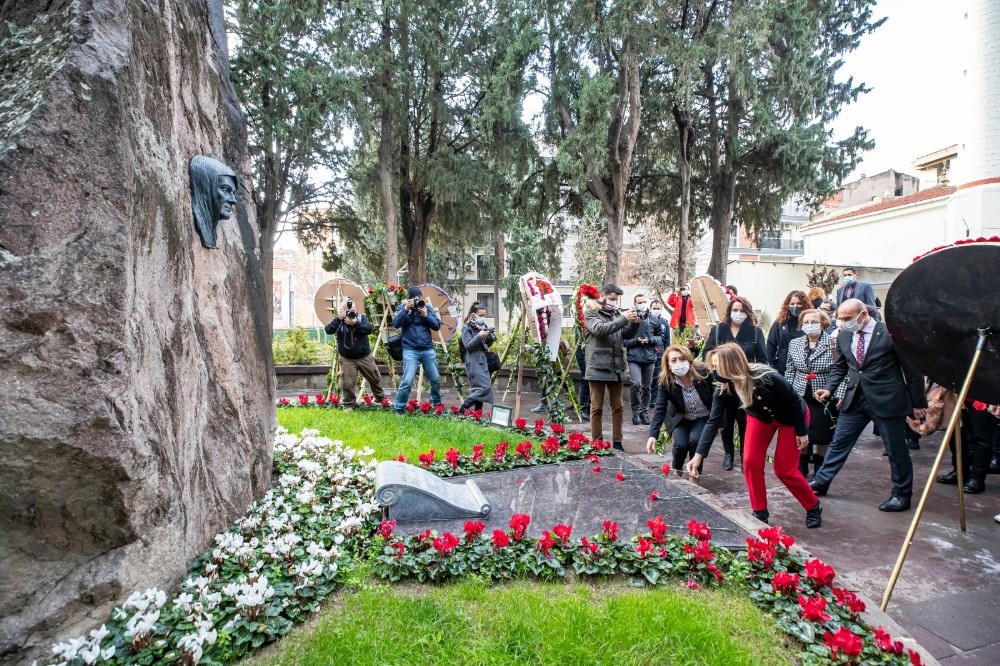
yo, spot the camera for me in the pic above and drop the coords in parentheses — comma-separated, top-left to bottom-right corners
(414, 299, 426, 309)
(345, 299, 357, 319)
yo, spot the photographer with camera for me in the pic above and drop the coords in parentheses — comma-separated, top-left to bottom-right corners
(624, 293, 663, 426)
(584, 283, 641, 450)
(458, 302, 497, 413)
(392, 286, 443, 413)
(324, 298, 385, 409)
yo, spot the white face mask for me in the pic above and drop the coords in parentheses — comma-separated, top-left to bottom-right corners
(475, 316, 486, 325)
(635, 304, 648, 313)
(670, 361, 691, 377)
(730, 311, 747, 324)
(838, 313, 863, 334)
(802, 322, 822, 337)
(651, 308, 661, 316)
(681, 289, 690, 297)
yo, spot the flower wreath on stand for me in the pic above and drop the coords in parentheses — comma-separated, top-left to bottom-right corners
(521, 273, 566, 424)
(363, 282, 409, 387)
(575, 283, 601, 333)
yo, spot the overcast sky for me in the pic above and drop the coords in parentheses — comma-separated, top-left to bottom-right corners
(831, 0, 962, 181)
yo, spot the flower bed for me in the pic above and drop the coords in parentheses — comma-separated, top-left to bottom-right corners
(45, 420, 924, 666)
(43, 429, 379, 666)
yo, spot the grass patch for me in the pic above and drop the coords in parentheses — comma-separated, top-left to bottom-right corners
(255, 579, 793, 666)
(277, 409, 513, 461)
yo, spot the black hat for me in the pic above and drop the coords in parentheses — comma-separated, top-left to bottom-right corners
(407, 286, 423, 299)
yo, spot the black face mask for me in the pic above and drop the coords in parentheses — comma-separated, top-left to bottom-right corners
(788, 306, 803, 318)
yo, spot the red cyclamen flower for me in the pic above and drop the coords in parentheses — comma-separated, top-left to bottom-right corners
(298, 394, 309, 406)
(315, 393, 326, 405)
(552, 523, 572, 544)
(392, 542, 405, 559)
(770, 571, 800, 595)
(491, 529, 510, 548)
(602, 520, 619, 542)
(537, 531, 555, 557)
(805, 558, 837, 588)
(417, 449, 436, 468)
(376, 520, 396, 539)
(798, 594, 830, 623)
(432, 532, 460, 555)
(509, 513, 531, 540)
(463, 520, 486, 541)
(472, 444, 485, 463)
(514, 417, 527, 430)
(687, 519, 711, 541)
(823, 627, 863, 659)
(445, 448, 461, 468)
(647, 516, 668, 544)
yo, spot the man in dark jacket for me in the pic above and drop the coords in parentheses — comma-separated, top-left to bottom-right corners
(392, 286, 443, 412)
(811, 299, 928, 511)
(325, 301, 385, 408)
(624, 293, 663, 426)
(584, 283, 641, 450)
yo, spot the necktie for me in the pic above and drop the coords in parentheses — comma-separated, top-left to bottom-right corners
(856, 331, 865, 365)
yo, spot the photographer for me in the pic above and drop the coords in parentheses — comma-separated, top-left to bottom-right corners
(624, 293, 663, 426)
(392, 286, 443, 412)
(584, 283, 641, 450)
(324, 298, 385, 409)
(459, 302, 496, 413)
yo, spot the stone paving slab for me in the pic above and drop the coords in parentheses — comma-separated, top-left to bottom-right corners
(392, 457, 753, 549)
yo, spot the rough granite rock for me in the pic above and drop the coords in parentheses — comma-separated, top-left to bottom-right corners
(0, 1, 274, 662)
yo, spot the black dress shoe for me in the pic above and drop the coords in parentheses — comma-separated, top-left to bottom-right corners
(806, 501, 822, 529)
(613, 441, 625, 451)
(639, 412, 650, 426)
(964, 478, 986, 494)
(752, 509, 769, 524)
(906, 439, 921, 450)
(989, 456, 1000, 474)
(882, 450, 889, 456)
(808, 480, 829, 496)
(937, 470, 959, 485)
(879, 496, 911, 512)
(632, 413, 641, 425)
(722, 453, 734, 471)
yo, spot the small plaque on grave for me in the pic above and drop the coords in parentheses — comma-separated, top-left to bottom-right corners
(375, 461, 491, 521)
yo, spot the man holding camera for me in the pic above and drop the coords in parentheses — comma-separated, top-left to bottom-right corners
(584, 283, 642, 450)
(624, 293, 663, 426)
(324, 299, 385, 409)
(392, 286, 443, 412)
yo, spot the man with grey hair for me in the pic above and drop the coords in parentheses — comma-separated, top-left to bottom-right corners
(811, 299, 927, 511)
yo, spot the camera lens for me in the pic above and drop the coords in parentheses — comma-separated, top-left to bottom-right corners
(346, 309, 357, 319)
(346, 299, 353, 309)
(415, 299, 426, 309)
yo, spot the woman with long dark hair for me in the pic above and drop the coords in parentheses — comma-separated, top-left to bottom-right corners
(645, 345, 713, 480)
(687, 343, 822, 528)
(459, 302, 496, 413)
(767, 290, 807, 375)
(701, 296, 766, 471)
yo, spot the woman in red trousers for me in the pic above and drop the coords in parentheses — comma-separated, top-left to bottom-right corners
(686, 342, 822, 528)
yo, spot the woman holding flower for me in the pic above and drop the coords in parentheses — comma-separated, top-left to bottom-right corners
(687, 343, 822, 528)
(784, 308, 840, 479)
(645, 345, 714, 479)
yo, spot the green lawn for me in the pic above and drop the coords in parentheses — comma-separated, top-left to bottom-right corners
(255, 579, 794, 666)
(277, 408, 514, 461)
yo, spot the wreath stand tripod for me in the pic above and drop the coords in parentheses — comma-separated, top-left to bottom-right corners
(880, 326, 992, 611)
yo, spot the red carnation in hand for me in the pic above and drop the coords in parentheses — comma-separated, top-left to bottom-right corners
(972, 400, 988, 411)
(805, 373, 818, 381)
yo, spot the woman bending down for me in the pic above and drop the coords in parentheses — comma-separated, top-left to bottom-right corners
(686, 342, 822, 528)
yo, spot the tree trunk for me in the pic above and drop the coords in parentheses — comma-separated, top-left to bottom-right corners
(673, 104, 692, 286)
(378, 6, 398, 282)
(707, 169, 735, 282)
(257, 199, 276, 327)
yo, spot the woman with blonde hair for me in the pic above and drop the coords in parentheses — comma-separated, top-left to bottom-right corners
(645, 345, 714, 477)
(686, 343, 822, 528)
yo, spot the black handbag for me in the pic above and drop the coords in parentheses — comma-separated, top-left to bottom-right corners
(487, 351, 502, 374)
(387, 333, 404, 361)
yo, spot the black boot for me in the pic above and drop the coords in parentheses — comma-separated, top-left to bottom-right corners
(632, 412, 641, 425)
(722, 453, 734, 471)
(752, 509, 769, 524)
(806, 501, 822, 529)
(613, 441, 625, 451)
(798, 452, 811, 477)
(639, 410, 650, 426)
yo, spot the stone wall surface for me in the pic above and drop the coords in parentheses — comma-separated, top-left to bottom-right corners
(0, 1, 274, 662)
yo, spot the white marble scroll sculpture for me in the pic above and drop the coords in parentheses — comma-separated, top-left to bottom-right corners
(375, 461, 491, 520)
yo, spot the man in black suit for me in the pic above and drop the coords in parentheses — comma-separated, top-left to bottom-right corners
(810, 299, 927, 511)
(835, 267, 877, 307)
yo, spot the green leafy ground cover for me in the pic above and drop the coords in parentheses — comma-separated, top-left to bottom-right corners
(277, 407, 514, 461)
(254, 579, 794, 666)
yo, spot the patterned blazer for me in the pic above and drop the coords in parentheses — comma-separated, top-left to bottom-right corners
(784, 332, 845, 400)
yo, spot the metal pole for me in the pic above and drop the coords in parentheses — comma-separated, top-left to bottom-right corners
(956, 414, 967, 532)
(513, 302, 527, 418)
(880, 327, 992, 611)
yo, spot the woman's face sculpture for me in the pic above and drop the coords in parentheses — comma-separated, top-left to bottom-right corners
(189, 155, 238, 249)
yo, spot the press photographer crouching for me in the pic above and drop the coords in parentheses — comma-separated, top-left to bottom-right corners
(459, 301, 498, 413)
(324, 299, 385, 409)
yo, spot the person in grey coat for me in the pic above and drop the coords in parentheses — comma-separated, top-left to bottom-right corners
(624, 293, 663, 426)
(584, 283, 641, 450)
(459, 302, 496, 413)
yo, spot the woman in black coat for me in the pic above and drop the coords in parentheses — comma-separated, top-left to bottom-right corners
(687, 343, 822, 529)
(645, 345, 713, 479)
(701, 296, 766, 471)
(766, 290, 807, 375)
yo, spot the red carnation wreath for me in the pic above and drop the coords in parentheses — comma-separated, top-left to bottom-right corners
(575, 283, 601, 331)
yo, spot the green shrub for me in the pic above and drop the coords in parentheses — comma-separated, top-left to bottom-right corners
(273, 327, 334, 365)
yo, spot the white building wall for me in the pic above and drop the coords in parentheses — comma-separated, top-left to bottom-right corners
(800, 199, 950, 270)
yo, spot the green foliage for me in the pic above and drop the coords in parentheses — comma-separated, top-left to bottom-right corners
(273, 328, 332, 365)
(258, 580, 793, 666)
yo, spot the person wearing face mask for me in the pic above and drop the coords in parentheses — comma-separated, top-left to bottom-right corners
(766, 290, 807, 375)
(810, 299, 928, 511)
(687, 343, 822, 528)
(835, 267, 876, 308)
(624, 293, 663, 426)
(647, 299, 669, 409)
(701, 296, 767, 471)
(646, 345, 713, 479)
(458, 302, 496, 414)
(784, 308, 841, 479)
(584, 283, 642, 450)
(667, 285, 697, 335)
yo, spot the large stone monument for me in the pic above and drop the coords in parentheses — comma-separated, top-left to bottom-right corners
(0, 1, 273, 662)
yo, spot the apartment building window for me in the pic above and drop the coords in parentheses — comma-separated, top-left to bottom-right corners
(476, 255, 494, 281)
(476, 293, 496, 316)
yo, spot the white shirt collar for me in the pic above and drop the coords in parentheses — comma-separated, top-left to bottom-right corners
(860, 316, 877, 336)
